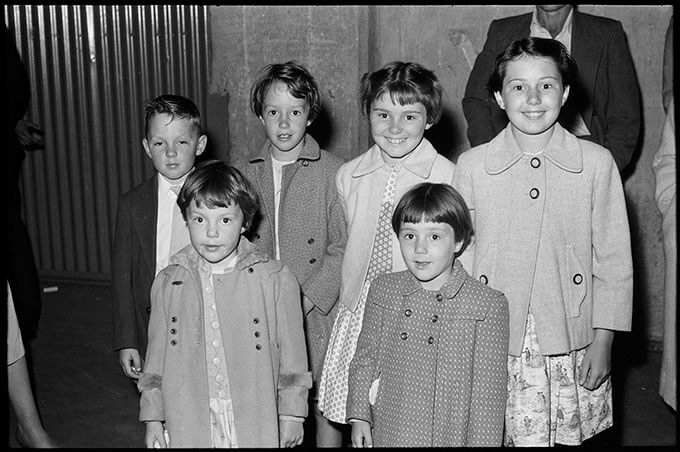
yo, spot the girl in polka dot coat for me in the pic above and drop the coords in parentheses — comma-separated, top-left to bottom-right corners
(346, 183, 509, 447)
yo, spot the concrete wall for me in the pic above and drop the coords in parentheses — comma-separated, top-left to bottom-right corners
(207, 5, 674, 345)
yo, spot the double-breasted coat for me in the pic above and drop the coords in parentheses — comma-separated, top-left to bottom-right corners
(232, 134, 347, 384)
(453, 123, 633, 356)
(138, 238, 312, 448)
(346, 261, 509, 446)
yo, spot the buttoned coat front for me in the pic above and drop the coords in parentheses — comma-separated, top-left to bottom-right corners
(453, 123, 633, 356)
(138, 238, 312, 448)
(232, 134, 347, 384)
(346, 261, 509, 446)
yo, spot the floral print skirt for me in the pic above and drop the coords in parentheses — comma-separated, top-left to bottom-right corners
(504, 313, 613, 446)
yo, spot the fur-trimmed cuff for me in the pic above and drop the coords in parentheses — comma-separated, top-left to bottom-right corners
(137, 373, 162, 392)
(278, 371, 313, 390)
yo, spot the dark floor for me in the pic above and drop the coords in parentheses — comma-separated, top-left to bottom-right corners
(7, 282, 678, 448)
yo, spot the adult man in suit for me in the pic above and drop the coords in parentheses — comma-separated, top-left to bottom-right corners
(462, 5, 641, 174)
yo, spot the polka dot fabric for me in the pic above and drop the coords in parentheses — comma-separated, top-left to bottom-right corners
(346, 260, 510, 446)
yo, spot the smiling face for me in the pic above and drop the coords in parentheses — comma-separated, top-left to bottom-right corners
(143, 112, 206, 182)
(259, 80, 312, 161)
(398, 220, 463, 291)
(369, 94, 432, 164)
(494, 54, 569, 149)
(186, 201, 245, 264)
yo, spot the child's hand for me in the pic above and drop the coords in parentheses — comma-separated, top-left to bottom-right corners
(351, 419, 373, 448)
(119, 348, 143, 379)
(279, 419, 304, 448)
(579, 328, 614, 390)
(144, 421, 167, 448)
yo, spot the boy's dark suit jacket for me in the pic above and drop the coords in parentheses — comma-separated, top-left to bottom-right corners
(112, 175, 158, 357)
(462, 10, 641, 172)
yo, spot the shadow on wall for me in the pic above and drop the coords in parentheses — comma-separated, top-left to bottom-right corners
(426, 106, 463, 162)
(308, 104, 333, 151)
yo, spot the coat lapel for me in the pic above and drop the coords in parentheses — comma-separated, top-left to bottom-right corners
(131, 176, 158, 273)
(570, 11, 600, 126)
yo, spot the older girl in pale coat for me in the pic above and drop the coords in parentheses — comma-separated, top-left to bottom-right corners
(453, 38, 632, 447)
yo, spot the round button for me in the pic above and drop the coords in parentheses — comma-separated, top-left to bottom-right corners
(170, 340, 177, 346)
(308, 238, 315, 244)
(531, 157, 541, 168)
(255, 344, 263, 350)
(302, 160, 309, 167)
(400, 332, 408, 340)
(253, 318, 259, 324)
(254, 331, 261, 338)
(573, 273, 583, 285)
(170, 316, 177, 323)
(404, 309, 412, 317)
(431, 315, 438, 322)
(480, 274, 488, 284)
(248, 268, 254, 273)
(309, 258, 317, 264)
(530, 188, 540, 199)
(427, 336, 435, 344)
(254, 233, 261, 240)
(170, 328, 176, 334)
(435, 293, 443, 302)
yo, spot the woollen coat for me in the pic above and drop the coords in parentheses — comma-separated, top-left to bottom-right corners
(232, 134, 347, 384)
(453, 123, 633, 356)
(138, 238, 312, 448)
(346, 261, 509, 446)
(462, 9, 641, 172)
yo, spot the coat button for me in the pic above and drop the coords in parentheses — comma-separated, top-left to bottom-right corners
(170, 316, 177, 323)
(253, 317, 259, 324)
(255, 344, 262, 350)
(401, 332, 408, 340)
(170, 340, 177, 346)
(480, 274, 488, 284)
(531, 157, 541, 168)
(573, 273, 583, 285)
(435, 293, 443, 302)
(308, 238, 315, 244)
(530, 188, 540, 199)
(431, 314, 438, 322)
(427, 336, 435, 344)
(248, 267, 254, 273)
(146, 307, 151, 313)
(404, 309, 412, 317)
(302, 160, 309, 167)
(254, 233, 260, 240)
(309, 258, 317, 264)
(170, 328, 176, 334)
(254, 331, 260, 338)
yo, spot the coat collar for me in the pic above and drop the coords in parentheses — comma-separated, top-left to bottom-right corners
(248, 133, 321, 164)
(169, 236, 271, 273)
(400, 259, 467, 299)
(484, 123, 583, 174)
(351, 137, 438, 179)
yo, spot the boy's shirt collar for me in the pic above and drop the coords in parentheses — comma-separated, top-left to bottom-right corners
(157, 171, 191, 193)
(351, 137, 437, 179)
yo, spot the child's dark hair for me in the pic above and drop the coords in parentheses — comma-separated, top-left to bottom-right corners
(487, 37, 579, 95)
(360, 61, 443, 125)
(144, 94, 202, 137)
(177, 160, 259, 231)
(392, 183, 473, 258)
(250, 61, 322, 122)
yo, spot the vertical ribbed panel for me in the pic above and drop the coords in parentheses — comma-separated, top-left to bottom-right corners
(4, 5, 210, 282)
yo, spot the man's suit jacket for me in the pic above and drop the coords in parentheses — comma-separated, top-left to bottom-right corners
(111, 175, 158, 356)
(462, 10, 641, 172)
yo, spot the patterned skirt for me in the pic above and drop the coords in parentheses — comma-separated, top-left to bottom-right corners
(505, 313, 613, 446)
(317, 281, 371, 423)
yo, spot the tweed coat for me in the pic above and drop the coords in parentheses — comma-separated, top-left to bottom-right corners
(337, 138, 456, 313)
(138, 238, 312, 448)
(112, 175, 157, 356)
(462, 9, 641, 172)
(346, 261, 509, 447)
(453, 123, 633, 356)
(232, 134, 347, 385)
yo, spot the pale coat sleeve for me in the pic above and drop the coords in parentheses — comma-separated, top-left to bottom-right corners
(137, 271, 170, 422)
(452, 151, 477, 273)
(275, 265, 313, 418)
(590, 151, 633, 331)
(652, 97, 676, 218)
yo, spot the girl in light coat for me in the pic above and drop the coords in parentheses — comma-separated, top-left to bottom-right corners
(453, 37, 632, 447)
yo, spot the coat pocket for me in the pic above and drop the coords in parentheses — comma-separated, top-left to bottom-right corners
(565, 245, 587, 317)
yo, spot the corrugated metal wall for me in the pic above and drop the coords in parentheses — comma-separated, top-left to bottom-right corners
(4, 5, 210, 283)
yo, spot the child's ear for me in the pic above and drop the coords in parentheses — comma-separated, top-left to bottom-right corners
(454, 240, 464, 254)
(493, 91, 506, 110)
(196, 134, 208, 156)
(258, 115, 266, 126)
(241, 226, 246, 235)
(142, 138, 153, 159)
(425, 122, 433, 130)
(561, 85, 571, 106)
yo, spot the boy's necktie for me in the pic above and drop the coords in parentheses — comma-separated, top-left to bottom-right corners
(169, 185, 189, 257)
